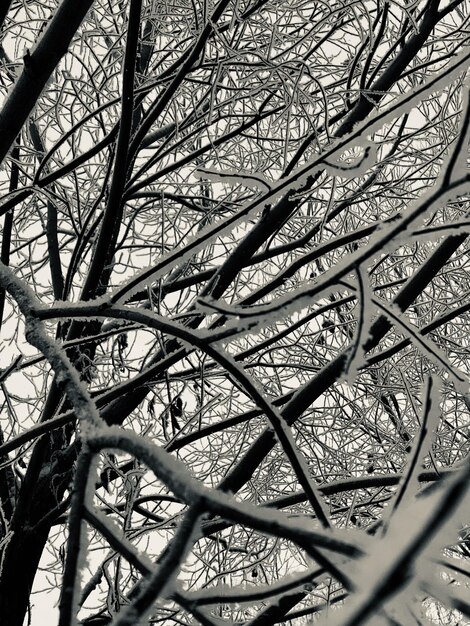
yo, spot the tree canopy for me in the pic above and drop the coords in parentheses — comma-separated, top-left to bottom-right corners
(0, 0, 469, 624)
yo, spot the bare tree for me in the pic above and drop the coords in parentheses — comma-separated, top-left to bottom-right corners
(0, 0, 469, 624)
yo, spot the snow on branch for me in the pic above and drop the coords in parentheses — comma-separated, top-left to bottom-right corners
(384, 376, 442, 524)
(0, 262, 103, 432)
(87, 427, 365, 559)
(194, 167, 272, 191)
(316, 455, 470, 625)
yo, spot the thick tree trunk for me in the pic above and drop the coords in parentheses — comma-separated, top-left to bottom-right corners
(0, 525, 50, 625)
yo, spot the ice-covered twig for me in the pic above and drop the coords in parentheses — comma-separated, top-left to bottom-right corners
(84, 502, 330, 614)
(0, 254, 104, 626)
(190, 81, 470, 332)
(83, 506, 227, 625)
(322, 141, 377, 179)
(196, 219, 387, 318)
(0, 0, 96, 165)
(441, 82, 470, 186)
